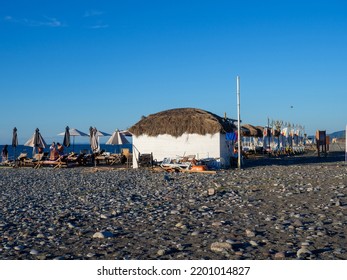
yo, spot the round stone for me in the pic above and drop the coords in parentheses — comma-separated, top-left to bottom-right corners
(210, 242, 232, 253)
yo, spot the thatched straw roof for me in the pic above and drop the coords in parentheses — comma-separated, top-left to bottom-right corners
(129, 108, 236, 137)
(242, 124, 263, 137)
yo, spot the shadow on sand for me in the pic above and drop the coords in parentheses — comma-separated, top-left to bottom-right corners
(243, 151, 346, 168)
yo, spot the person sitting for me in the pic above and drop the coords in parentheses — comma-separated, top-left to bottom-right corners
(57, 142, 64, 156)
(49, 142, 59, 160)
(38, 147, 44, 154)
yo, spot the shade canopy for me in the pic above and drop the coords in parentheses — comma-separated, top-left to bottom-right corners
(58, 128, 88, 137)
(106, 130, 130, 145)
(24, 128, 47, 148)
(95, 131, 111, 137)
(119, 130, 132, 137)
(57, 127, 88, 152)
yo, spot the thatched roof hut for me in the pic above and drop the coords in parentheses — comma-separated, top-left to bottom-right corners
(242, 124, 263, 137)
(129, 108, 235, 137)
(130, 108, 237, 168)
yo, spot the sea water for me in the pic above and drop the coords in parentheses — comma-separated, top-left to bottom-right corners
(1, 144, 133, 161)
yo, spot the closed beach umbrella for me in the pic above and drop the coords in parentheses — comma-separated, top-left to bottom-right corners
(33, 128, 41, 147)
(63, 126, 71, 148)
(89, 127, 99, 153)
(106, 130, 130, 145)
(90, 127, 99, 167)
(12, 127, 18, 148)
(89, 129, 110, 153)
(24, 128, 47, 156)
(58, 127, 88, 152)
(12, 127, 18, 159)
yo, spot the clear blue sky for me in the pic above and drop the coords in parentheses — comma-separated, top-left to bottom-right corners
(1, 0, 346, 144)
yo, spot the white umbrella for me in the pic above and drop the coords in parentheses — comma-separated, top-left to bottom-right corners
(24, 128, 47, 157)
(95, 131, 111, 137)
(58, 128, 88, 152)
(58, 128, 88, 137)
(106, 130, 130, 145)
(119, 130, 133, 137)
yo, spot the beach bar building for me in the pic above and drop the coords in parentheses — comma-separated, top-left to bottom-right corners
(129, 108, 236, 168)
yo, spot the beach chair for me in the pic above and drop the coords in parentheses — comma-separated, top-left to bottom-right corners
(67, 153, 85, 166)
(138, 153, 153, 168)
(160, 157, 192, 172)
(107, 154, 122, 165)
(21, 153, 45, 168)
(35, 155, 69, 169)
(121, 148, 132, 168)
(16, 153, 28, 167)
(181, 155, 196, 165)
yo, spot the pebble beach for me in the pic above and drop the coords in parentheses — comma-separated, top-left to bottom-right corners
(0, 152, 346, 260)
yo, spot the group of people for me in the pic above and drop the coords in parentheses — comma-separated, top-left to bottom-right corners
(1, 142, 66, 163)
(49, 142, 64, 160)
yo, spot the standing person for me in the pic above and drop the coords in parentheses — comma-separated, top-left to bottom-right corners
(2, 145, 8, 162)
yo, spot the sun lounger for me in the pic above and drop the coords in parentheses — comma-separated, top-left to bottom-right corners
(94, 154, 107, 165)
(34, 155, 69, 169)
(16, 153, 28, 167)
(20, 153, 45, 167)
(67, 153, 86, 166)
(160, 157, 192, 171)
(107, 154, 123, 165)
(0, 159, 13, 167)
(138, 153, 153, 167)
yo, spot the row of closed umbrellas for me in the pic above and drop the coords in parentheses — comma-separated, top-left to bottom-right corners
(10, 126, 130, 157)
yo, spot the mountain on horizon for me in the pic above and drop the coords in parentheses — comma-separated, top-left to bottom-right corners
(307, 130, 345, 140)
(329, 130, 346, 139)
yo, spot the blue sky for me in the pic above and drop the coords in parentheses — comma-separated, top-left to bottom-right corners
(1, 0, 346, 144)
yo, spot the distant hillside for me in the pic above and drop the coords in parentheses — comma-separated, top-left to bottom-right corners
(308, 130, 345, 140)
(329, 130, 345, 139)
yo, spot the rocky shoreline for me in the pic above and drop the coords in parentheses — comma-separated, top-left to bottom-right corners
(0, 152, 346, 260)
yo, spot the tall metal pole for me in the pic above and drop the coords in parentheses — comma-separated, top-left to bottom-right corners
(237, 76, 241, 169)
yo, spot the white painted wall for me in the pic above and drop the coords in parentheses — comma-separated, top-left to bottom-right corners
(132, 133, 232, 168)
